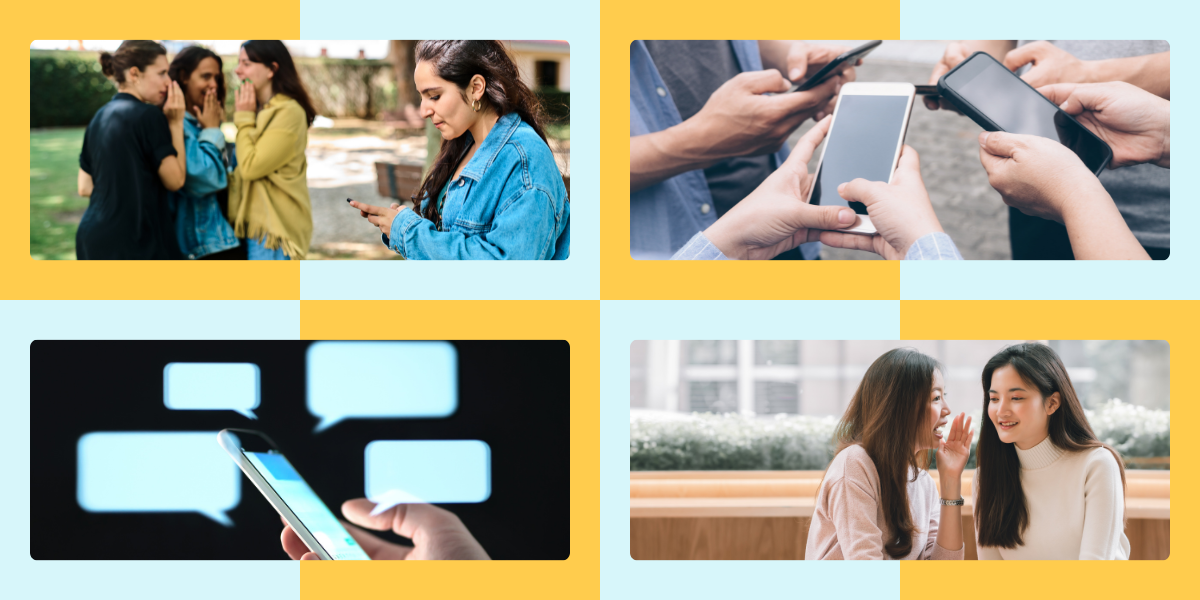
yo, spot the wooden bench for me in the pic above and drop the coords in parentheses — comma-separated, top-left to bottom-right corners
(374, 162, 424, 201)
(630, 470, 1169, 560)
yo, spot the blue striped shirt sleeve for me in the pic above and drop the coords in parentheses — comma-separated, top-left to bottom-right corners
(670, 232, 731, 260)
(905, 232, 964, 260)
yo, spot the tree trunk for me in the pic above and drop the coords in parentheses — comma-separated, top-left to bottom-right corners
(388, 40, 420, 109)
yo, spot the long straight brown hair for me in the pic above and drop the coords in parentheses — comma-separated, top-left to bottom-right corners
(975, 343, 1126, 549)
(241, 40, 318, 127)
(413, 40, 549, 223)
(832, 348, 941, 558)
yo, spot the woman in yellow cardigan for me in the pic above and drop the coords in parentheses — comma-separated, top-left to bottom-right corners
(230, 40, 318, 260)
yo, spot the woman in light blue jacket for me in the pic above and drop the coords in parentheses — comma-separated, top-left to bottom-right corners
(349, 40, 569, 260)
(168, 46, 240, 259)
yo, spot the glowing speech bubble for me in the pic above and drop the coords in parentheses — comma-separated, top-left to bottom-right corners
(77, 431, 240, 526)
(365, 440, 491, 516)
(164, 362, 260, 419)
(306, 341, 457, 433)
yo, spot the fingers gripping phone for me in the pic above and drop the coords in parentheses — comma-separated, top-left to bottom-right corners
(807, 82, 917, 235)
(218, 429, 371, 560)
(937, 51, 1112, 175)
(788, 40, 881, 93)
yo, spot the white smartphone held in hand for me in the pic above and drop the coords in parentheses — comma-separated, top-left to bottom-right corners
(807, 82, 916, 235)
(217, 429, 370, 560)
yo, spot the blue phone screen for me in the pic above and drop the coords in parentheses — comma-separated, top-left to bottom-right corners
(244, 452, 371, 560)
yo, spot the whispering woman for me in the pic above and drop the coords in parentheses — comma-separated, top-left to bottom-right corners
(806, 348, 974, 560)
(349, 40, 570, 259)
(76, 40, 187, 259)
(973, 343, 1129, 559)
(230, 40, 318, 260)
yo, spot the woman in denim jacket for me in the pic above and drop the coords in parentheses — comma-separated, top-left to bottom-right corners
(168, 46, 240, 259)
(350, 40, 570, 260)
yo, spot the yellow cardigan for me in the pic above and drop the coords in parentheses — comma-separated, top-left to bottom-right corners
(229, 94, 313, 258)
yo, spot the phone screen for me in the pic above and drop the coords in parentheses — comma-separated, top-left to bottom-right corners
(244, 451, 371, 560)
(811, 94, 911, 214)
(944, 55, 1110, 173)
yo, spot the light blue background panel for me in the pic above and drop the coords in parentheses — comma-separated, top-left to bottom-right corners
(2, 301, 300, 600)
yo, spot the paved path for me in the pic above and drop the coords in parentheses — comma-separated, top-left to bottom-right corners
(305, 133, 427, 259)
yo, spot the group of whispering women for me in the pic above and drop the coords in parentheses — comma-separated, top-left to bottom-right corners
(76, 40, 569, 261)
(807, 343, 1129, 560)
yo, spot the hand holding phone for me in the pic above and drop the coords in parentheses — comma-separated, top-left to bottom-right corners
(1038, 81, 1171, 169)
(977, 131, 1109, 224)
(937, 51, 1112, 175)
(218, 429, 371, 560)
(819, 145, 945, 260)
(788, 40, 880, 93)
(346, 198, 402, 236)
(282, 499, 490, 560)
(807, 82, 918, 236)
(702, 115, 860, 260)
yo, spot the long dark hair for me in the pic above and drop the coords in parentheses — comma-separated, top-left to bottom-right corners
(99, 40, 166, 85)
(169, 46, 226, 105)
(975, 343, 1126, 549)
(830, 348, 942, 558)
(413, 40, 549, 223)
(241, 40, 317, 127)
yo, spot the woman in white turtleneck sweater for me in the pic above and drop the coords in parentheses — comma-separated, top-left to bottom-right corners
(972, 343, 1129, 560)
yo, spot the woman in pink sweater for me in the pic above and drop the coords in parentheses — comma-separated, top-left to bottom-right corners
(806, 348, 974, 560)
(973, 343, 1129, 559)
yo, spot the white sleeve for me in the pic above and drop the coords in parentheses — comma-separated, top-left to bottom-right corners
(1079, 450, 1129, 560)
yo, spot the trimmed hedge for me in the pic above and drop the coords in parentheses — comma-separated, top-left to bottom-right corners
(31, 51, 117, 128)
(630, 399, 1169, 471)
(32, 49, 569, 128)
(31, 50, 400, 127)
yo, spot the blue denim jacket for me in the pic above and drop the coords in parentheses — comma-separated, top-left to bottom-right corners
(169, 113, 239, 259)
(630, 40, 818, 260)
(385, 112, 570, 259)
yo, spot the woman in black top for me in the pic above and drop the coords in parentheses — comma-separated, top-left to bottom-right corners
(76, 40, 188, 259)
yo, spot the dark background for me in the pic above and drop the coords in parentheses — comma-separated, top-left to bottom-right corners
(30, 340, 570, 560)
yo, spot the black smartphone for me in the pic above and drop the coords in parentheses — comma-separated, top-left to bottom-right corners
(937, 51, 1112, 175)
(789, 40, 881, 93)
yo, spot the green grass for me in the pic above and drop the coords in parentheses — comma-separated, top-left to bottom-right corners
(30, 127, 87, 260)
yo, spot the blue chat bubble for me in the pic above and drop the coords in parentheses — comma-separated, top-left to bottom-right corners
(306, 341, 457, 433)
(365, 440, 491, 515)
(77, 432, 240, 526)
(164, 362, 260, 420)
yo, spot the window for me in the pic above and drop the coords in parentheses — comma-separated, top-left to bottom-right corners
(535, 60, 559, 89)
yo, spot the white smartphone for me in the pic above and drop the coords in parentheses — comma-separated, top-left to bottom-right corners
(217, 429, 371, 560)
(807, 82, 916, 235)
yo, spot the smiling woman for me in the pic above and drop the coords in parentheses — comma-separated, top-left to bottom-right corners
(805, 348, 973, 560)
(975, 343, 1129, 559)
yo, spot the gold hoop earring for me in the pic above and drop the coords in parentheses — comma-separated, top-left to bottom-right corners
(472, 99, 482, 112)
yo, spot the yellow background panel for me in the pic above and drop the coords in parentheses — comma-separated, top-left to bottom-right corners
(601, 0, 901, 299)
(900, 301, 1190, 596)
(298, 300, 598, 599)
(13, 3, 302, 299)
